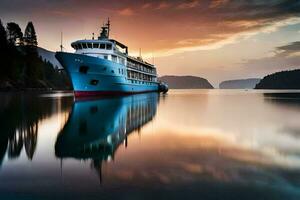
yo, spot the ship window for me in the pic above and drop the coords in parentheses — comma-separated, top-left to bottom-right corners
(78, 44, 82, 49)
(93, 43, 99, 48)
(87, 43, 92, 48)
(90, 79, 99, 85)
(82, 43, 87, 49)
(119, 57, 125, 65)
(79, 66, 89, 74)
(112, 55, 117, 62)
(100, 43, 105, 49)
(106, 43, 112, 50)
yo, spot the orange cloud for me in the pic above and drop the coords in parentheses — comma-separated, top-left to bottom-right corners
(177, 0, 200, 9)
(142, 3, 152, 9)
(156, 2, 170, 10)
(209, 0, 229, 8)
(118, 8, 135, 16)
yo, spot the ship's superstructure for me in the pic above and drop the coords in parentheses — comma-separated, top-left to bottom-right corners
(55, 19, 167, 96)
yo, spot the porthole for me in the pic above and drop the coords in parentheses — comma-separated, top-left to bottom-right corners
(79, 66, 89, 74)
(90, 79, 99, 85)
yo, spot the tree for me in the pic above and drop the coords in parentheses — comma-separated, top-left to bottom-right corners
(24, 22, 37, 47)
(0, 19, 8, 51)
(6, 22, 23, 45)
(23, 21, 40, 83)
(0, 19, 9, 79)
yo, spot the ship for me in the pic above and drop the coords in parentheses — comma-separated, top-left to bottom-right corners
(55, 19, 168, 97)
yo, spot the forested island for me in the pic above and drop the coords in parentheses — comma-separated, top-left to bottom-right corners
(219, 78, 261, 89)
(159, 75, 214, 89)
(0, 19, 70, 90)
(255, 69, 300, 89)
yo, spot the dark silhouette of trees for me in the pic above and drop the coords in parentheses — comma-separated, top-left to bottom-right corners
(24, 22, 37, 47)
(0, 20, 8, 80)
(255, 69, 300, 89)
(7, 22, 23, 45)
(0, 19, 8, 50)
(0, 18, 70, 90)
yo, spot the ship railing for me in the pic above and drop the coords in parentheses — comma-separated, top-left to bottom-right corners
(127, 77, 157, 84)
(126, 62, 154, 73)
(126, 66, 156, 76)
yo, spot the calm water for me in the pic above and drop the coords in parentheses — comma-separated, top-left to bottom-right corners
(1, 90, 300, 200)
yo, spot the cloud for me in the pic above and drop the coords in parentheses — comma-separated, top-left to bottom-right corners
(177, 0, 199, 9)
(118, 8, 135, 16)
(142, 3, 152, 9)
(209, 0, 229, 8)
(276, 41, 300, 56)
(156, 2, 170, 10)
(241, 40, 300, 72)
(122, 0, 300, 56)
(1, 0, 300, 57)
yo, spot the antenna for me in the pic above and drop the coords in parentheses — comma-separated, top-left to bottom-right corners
(107, 18, 110, 38)
(60, 32, 63, 52)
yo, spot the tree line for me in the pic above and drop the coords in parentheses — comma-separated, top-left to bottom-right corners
(0, 19, 70, 90)
(255, 69, 300, 89)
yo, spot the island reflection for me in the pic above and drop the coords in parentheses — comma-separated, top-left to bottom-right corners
(0, 93, 73, 166)
(55, 93, 159, 182)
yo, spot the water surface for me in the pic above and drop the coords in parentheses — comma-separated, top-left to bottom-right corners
(1, 90, 300, 200)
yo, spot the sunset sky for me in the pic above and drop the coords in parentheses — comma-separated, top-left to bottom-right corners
(1, 0, 300, 86)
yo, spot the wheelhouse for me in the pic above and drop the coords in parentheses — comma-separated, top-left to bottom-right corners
(71, 39, 127, 65)
(71, 41, 113, 51)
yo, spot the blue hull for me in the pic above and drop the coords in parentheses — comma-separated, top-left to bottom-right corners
(55, 52, 159, 96)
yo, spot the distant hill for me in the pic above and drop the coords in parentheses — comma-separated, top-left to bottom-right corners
(159, 75, 214, 89)
(255, 69, 300, 89)
(219, 78, 261, 89)
(37, 47, 62, 69)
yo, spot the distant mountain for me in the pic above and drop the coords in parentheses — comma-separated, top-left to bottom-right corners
(255, 69, 300, 89)
(219, 78, 261, 89)
(37, 47, 62, 69)
(159, 75, 214, 89)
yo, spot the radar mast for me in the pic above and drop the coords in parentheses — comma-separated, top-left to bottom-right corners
(99, 18, 111, 39)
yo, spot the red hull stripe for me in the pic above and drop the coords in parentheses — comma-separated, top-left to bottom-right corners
(74, 90, 158, 97)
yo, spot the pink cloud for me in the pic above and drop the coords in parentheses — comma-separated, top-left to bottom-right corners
(118, 8, 135, 16)
(177, 0, 199, 9)
(142, 3, 152, 9)
(156, 2, 170, 10)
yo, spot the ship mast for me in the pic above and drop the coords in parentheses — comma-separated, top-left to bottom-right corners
(60, 32, 63, 52)
(106, 18, 110, 38)
(99, 18, 111, 39)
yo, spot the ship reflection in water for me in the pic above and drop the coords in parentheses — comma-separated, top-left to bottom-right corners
(1, 90, 300, 200)
(55, 93, 159, 182)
